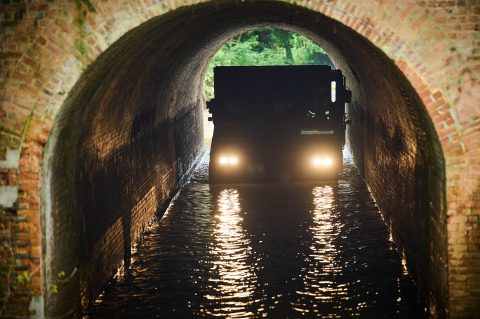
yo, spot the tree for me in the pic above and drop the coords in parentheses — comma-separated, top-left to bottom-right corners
(203, 28, 334, 100)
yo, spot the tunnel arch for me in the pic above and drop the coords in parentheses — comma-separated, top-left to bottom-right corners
(1, 0, 478, 318)
(41, 1, 447, 316)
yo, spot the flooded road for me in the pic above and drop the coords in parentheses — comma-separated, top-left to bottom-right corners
(87, 158, 425, 318)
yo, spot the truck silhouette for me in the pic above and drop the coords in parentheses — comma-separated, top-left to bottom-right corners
(207, 65, 351, 183)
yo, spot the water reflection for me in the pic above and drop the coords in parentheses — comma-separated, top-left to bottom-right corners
(201, 188, 262, 318)
(292, 185, 350, 316)
(87, 160, 425, 318)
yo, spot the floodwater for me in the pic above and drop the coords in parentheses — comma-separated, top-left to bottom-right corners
(87, 157, 425, 318)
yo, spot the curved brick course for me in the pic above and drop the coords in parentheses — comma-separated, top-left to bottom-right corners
(0, 0, 478, 318)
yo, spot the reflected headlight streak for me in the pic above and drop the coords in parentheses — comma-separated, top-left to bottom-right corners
(219, 156, 239, 166)
(312, 156, 333, 167)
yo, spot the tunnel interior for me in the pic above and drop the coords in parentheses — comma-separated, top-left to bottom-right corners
(43, 0, 446, 316)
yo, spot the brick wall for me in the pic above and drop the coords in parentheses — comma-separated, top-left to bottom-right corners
(0, 0, 478, 318)
(345, 44, 448, 316)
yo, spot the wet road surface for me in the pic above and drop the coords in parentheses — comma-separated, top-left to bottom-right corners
(87, 157, 425, 318)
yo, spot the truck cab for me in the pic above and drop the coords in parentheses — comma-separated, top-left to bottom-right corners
(207, 65, 351, 183)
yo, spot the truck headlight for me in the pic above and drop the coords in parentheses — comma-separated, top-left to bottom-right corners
(219, 156, 239, 166)
(312, 156, 333, 167)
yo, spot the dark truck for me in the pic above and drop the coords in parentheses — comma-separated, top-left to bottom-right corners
(207, 65, 351, 183)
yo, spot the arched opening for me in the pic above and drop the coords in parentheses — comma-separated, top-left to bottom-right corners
(42, 1, 446, 316)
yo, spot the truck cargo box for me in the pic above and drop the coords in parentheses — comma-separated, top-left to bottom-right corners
(207, 65, 351, 183)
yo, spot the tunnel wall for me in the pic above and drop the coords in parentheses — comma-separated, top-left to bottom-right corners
(0, 1, 479, 318)
(45, 93, 203, 316)
(343, 44, 448, 315)
(40, 9, 210, 315)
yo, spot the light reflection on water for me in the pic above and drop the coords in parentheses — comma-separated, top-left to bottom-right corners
(291, 185, 374, 318)
(292, 185, 344, 316)
(200, 189, 261, 318)
(87, 159, 425, 319)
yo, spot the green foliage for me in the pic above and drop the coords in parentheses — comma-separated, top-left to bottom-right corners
(19, 110, 33, 149)
(49, 271, 66, 295)
(50, 284, 58, 294)
(203, 28, 334, 100)
(15, 271, 30, 285)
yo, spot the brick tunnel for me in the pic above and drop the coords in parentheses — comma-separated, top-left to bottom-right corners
(0, 1, 479, 318)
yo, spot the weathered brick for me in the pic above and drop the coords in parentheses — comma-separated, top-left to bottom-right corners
(0, 0, 478, 318)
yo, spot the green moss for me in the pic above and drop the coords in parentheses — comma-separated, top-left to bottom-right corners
(76, 0, 96, 13)
(18, 110, 33, 150)
(74, 39, 88, 58)
(73, 0, 96, 65)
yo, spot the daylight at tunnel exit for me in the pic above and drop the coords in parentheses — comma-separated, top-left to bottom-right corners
(0, 1, 479, 319)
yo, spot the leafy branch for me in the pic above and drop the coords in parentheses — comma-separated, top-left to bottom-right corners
(203, 27, 333, 100)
